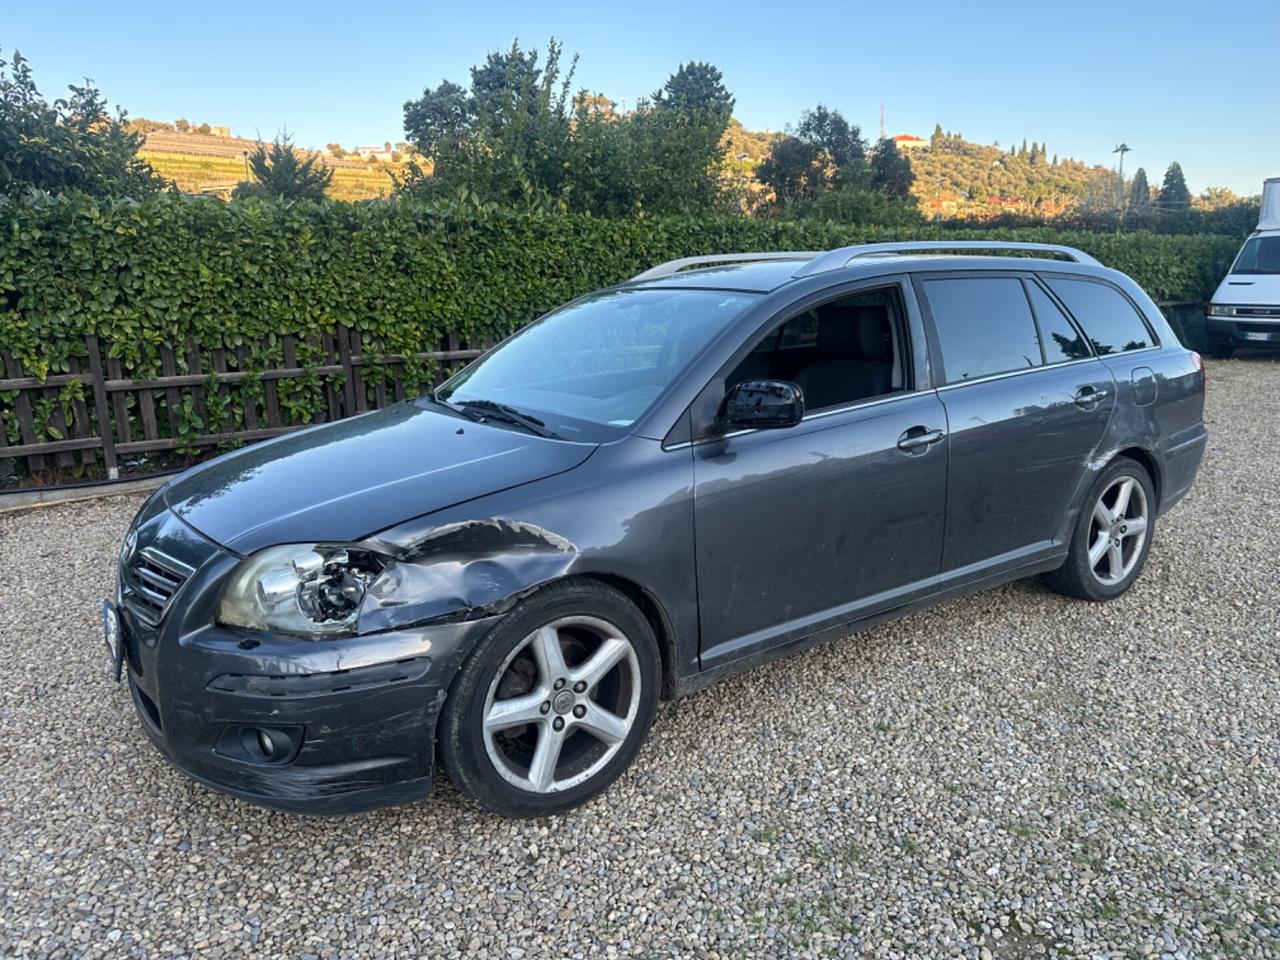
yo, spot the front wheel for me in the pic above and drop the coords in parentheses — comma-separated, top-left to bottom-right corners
(1042, 457, 1156, 602)
(438, 580, 660, 817)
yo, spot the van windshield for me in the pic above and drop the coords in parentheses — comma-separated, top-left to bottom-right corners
(1231, 236, 1280, 275)
(436, 288, 758, 442)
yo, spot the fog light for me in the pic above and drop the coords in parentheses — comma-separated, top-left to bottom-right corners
(220, 724, 303, 765)
(256, 728, 276, 760)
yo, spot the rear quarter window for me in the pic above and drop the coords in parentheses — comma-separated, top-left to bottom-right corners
(1043, 277, 1155, 355)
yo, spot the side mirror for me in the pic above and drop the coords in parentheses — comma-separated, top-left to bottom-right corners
(719, 379, 805, 430)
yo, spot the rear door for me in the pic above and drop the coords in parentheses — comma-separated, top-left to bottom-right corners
(915, 272, 1115, 580)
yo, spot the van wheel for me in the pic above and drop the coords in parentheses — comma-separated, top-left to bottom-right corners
(438, 580, 660, 817)
(1042, 457, 1156, 602)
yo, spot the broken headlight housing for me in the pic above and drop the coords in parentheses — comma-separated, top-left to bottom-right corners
(217, 544, 390, 638)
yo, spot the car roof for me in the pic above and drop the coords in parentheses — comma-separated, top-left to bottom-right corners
(626, 253, 1108, 294)
(627, 259, 810, 292)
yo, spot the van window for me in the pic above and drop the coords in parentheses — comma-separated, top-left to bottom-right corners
(1231, 236, 1280, 275)
(923, 277, 1042, 382)
(1044, 278, 1153, 354)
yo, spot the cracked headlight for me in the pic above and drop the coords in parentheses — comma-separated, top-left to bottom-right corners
(218, 543, 390, 637)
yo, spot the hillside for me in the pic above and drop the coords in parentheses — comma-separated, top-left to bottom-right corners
(903, 131, 1119, 219)
(138, 131, 403, 201)
(135, 124, 1123, 214)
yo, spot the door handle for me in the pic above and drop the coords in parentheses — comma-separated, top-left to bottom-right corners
(1073, 386, 1108, 407)
(896, 427, 945, 452)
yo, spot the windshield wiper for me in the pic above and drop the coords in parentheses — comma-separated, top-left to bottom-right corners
(425, 390, 486, 423)
(454, 399, 561, 439)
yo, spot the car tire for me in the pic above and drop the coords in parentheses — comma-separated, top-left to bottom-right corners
(1042, 456, 1157, 602)
(1206, 344, 1234, 359)
(437, 579, 660, 817)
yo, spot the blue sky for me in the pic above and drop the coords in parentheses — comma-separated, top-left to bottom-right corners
(6, 0, 1277, 194)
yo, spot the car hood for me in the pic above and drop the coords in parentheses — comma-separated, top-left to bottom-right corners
(1213, 272, 1280, 306)
(164, 401, 596, 555)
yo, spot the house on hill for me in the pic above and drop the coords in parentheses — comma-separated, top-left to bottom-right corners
(355, 145, 396, 161)
(892, 134, 927, 150)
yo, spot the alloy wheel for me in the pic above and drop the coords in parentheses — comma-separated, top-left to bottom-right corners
(1087, 475, 1149, 586)
(482, 615, 641, 794)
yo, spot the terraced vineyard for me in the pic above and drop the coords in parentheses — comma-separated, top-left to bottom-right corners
(139, 133, 403, 201)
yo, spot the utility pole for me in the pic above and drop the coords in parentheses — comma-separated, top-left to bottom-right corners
(1113, 143, 1130, 229)
(879, 103, 885, 141)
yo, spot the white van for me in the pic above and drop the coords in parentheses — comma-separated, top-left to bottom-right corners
(1207, 177, 1280, 357)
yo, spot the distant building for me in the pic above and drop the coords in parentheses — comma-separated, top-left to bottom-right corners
(355, 145, 396, 161)
(892, 134, 927, 150)
(209, 126, 231, 138)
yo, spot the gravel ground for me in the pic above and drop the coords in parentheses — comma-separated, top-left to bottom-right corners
(2, 357, 1279, 960)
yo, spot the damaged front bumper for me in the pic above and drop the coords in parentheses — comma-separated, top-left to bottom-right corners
(117, 499, 500, 816)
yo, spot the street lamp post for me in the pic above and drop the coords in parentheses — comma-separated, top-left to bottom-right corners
(1113, 143, 1131, 229)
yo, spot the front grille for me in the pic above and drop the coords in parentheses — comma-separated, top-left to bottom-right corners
(122, 547, 193, 626)
(1234, 306, 1280, 319)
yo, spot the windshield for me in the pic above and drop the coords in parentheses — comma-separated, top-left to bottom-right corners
(1231, 236, 1280, 275)
(437, 288, 758, 441)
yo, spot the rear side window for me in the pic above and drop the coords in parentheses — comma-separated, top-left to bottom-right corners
(923, 277, 1042, 382)
(1044, 277, 1154, 354)
(1026, 282, 1092, 362)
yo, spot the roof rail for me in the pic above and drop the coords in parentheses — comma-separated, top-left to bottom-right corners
(793, 241, 1100, 276)
(631, 251, 820, 282)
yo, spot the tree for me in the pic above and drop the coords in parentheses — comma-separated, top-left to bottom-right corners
(930, 123, 944, 149)
(652, 61, 733, 121)
(756, 135, 822, 205)
(1128, 167, 1150, 207)
(757, 104, 867, 205)
(401, 40, 731, 215)
(402, 79, 475, 168)
(401, 40, 575, 205)
(0, 48, 166, 199)
(326, 142, 346, 158)
(125, 117, 175, 135)
(1159, 161, 1191, 208)
(232, 134, 333, 201)
(870, 138, 914, 199)
(1197, 185, 1239, 210)
(175, 118, 190, 132)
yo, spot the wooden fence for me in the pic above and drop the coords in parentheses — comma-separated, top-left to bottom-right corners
(1, 328, 485, 489)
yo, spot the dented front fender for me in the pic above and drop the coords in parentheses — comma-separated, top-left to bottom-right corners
(356, 519, 579, 633)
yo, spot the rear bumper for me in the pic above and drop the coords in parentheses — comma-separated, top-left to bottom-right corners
(1206, 314, 1280, 348)
(1158, 424, 1208, 517)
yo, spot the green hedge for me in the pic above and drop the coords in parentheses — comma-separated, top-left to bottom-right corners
(0, 193, 1237, 384)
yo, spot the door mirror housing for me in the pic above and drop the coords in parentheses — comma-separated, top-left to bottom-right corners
(719, 379, 805, 430)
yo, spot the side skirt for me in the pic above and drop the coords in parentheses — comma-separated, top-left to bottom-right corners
(671, 553, 1065, 700)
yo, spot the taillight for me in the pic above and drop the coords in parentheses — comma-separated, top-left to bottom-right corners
(1190, 351, 1205, 393)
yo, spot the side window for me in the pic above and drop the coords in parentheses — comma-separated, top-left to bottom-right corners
(724, 287, 907, 412)
(1043, 277, 1154, 354)
(1026, 282, 1092, 362)
(922, 277, 1042, 383)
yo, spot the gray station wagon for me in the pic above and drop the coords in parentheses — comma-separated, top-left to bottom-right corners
(107, 241, 1208, 817)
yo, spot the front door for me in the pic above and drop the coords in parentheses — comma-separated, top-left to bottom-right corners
(692, 283, 948, 668)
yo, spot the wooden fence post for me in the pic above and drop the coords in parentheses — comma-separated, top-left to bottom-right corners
(85, 335, 120, 480)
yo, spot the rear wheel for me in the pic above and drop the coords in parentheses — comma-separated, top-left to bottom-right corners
(1042, 457, 1156, 602)
(438, 580, 660, 817)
